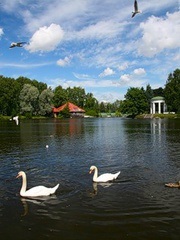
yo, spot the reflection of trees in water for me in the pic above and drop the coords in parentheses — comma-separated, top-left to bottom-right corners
(55, 119, 85, 137)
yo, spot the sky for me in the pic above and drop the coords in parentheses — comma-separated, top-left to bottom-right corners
(0, 0, 179, 103)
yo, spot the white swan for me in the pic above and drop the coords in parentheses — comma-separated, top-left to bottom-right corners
(13, 116, 19, 125)
(132, 0, 141, 18)
(89, 166, 120, 183)
(16, 171, 59, 198)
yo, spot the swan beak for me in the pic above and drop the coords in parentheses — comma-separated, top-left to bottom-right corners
(89, 170, 92, 174)
(16, 173, 20, 178)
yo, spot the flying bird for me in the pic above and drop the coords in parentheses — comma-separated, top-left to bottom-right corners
(132, 0, 141, 18)
(9, 42, 26, 48)
(13, 115, 19, 125)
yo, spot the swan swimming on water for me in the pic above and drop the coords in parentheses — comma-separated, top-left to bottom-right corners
(89, 166, 120, 183)
(16, 171, 59, 198)
(165, 181, 180, 188)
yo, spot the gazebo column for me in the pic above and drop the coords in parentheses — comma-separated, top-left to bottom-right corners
(150, 103, 152, 114)
(158, 102, 161, 114)
(153, 102, 155, 114)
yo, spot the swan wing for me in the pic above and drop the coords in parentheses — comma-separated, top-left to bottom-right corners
(96, 172, 120, 183)
(132, 12, 136, 18)
(134, 0, 138, 12)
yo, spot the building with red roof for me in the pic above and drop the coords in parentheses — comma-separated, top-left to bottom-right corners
(52, 102, 85, 118)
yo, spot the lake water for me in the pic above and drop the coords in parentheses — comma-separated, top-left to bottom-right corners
(0, 118, 179, 240)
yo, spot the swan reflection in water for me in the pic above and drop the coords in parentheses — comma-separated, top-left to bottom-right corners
(20, 195, 58, 216)
(88, 182, 113, 197)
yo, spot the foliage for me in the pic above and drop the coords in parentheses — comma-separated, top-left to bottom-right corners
(145, 84, 154, 103)
(53, 86, 68, 107)
(120, 87, 149, 118)
(164, 69, 180, 113)
(84, 93, 99, 112)
(85, 109, 99, 117)
(0, 69, 179, 117)
(39, 88, 54, 116)
(153, 87, 164, 97)
(58, 105, 71, 118)
(0, 76, 20, 115)
(20, 84, 39, 115)
(66, 87, 85, 107)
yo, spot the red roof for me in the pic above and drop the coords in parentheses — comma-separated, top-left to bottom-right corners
(53, 102, 85, 113)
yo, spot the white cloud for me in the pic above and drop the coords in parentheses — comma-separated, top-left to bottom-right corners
(0, 61, 53, 68)
(138, 11, 180, 57)
(133, 68, 146, 75)
(71, 20, 123, 40)
(57, 56, 71, 67)
(99, 67, 115, 77)
(73, 73, 91, 79)
(0, 28, 4, 37)
(118, 62, 129, 71)
(25, 23, 64, 52)
(115, 72, 146, 87)
(120, 74, 131, 83)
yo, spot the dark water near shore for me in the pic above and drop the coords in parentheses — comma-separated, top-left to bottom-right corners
(0, 118, 180, 240)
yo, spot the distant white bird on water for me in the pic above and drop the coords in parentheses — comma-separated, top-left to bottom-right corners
(13, 116, 19, 125)
(9, 42, 26, 48)
(132, 0, 141, 18)
(16, 171, 59, 198)
(89, 166, 120, 183)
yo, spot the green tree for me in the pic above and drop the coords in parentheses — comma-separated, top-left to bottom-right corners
(59, 105, 71, 118)
(120, 87, 149, 118)
(16, 76, 47, 93)
(145, 84, 154, 112)
(20, 84, 39, 115)
(164, 69, 180, 113)
(53, 86, 68, 107)
(0, 76, 20, 115)
(66, 87, 86, 107)
(99, 102, 106, 112)
(84, 93, 99, 116)
(39, 88, 54, 116)
(153, 87, 164, 97)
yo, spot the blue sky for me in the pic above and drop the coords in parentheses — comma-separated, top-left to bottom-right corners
(0, 0, 179, 102)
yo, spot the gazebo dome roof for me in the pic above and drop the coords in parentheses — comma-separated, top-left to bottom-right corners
(151, 96, 165, 101)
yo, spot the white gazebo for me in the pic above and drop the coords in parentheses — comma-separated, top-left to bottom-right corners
(150, 96, 167, 114)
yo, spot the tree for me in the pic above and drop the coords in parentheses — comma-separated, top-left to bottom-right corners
(120, 87, 149, 118)
(20, 84, 39, 115)
(164, 69, 180, 113)
(53, 86, 68, 107)
(39, 89, 54, 116)
(99, 102, 106, 112)
(153, 87, 164, 97)
(66, 87, 86, 107)
(84, 93, 99, 116)
(145, 84, 154, 112)
(0, 76, 20, 115)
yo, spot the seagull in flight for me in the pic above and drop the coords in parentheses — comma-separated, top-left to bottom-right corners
(132, 0, 141, 18)
(9, 42, 26, 48)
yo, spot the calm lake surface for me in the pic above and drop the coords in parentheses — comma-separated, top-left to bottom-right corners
(0, 118, 180, 240)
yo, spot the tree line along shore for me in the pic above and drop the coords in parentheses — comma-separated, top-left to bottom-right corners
(0, 68, 179, 119)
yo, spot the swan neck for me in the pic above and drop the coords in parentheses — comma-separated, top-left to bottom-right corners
(20, 173, 27, 195)
(93, 167, 98, 181)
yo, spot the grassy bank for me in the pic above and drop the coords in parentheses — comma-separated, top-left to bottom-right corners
(136, 113, 180, 119)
